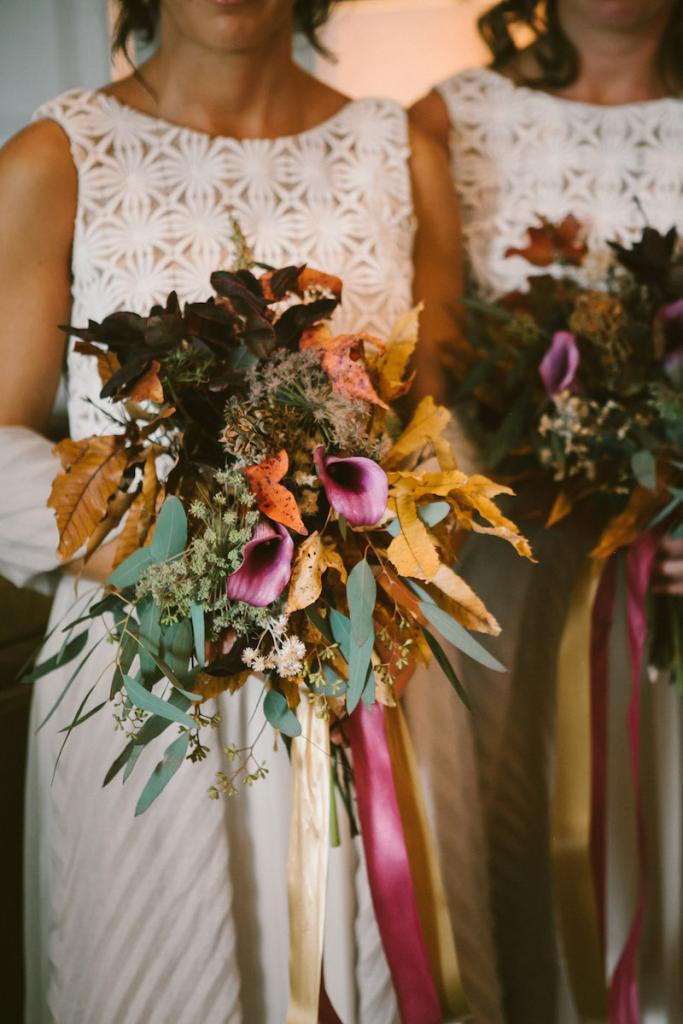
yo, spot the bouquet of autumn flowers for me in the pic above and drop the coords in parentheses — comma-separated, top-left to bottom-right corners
(34, 254, 531, 817)
(458, 217, 683, 685)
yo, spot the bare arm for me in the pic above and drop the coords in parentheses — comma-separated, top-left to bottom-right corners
(0, 122, 115, 583)
(0, 120, 75, 431)
(407, 117, 464, 406)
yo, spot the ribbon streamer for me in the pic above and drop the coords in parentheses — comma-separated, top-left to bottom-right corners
(383, 703, 470, 1019)
(608, 533, 658, 1024)
(347, 701, 442, 1024)
(287, 699, 331, 1024)
(551, 558, 608, 1017)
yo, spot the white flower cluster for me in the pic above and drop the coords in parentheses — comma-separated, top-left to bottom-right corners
(241, 617, 307, 678)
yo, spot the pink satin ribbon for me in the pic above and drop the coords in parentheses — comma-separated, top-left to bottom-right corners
(590, 558, 617, 954)
(346, 702, 442, 1024)
(607, 533, 658, 1024)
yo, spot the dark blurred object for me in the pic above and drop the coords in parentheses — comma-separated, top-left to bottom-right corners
(0, 576, 52, 1023)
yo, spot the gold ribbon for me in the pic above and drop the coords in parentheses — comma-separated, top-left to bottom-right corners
(287, 699, 331, 1024)
(551, 558, 607, 1017)
(384, 703, 471, 1019)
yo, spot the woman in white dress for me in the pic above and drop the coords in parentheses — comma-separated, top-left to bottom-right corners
(0, 2, 483, 1022)
(412, 1, 683, 1021)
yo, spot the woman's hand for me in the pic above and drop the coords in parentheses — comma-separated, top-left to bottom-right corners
(653, 536, 683, 595)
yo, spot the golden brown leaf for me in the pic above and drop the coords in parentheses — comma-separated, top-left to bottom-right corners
(49, 435, 129, 560)
(285, 531, 347, 613)
(376, 305, 421, 402)
(592, 485, 666, 560)
(382, 397, 451, 470)
(546, 490, 573, 527)
(280, 678, 302, 710)
(386, 492, 440, 579)
(84, 490, 135, 565)
(130, 360, 164, 404)
(113, 451, 159, 567)
(245, 450, 306, 535)
(505, 214, 587, 267)
(429, 564, 500, 635)
(192, 670, 249, 701)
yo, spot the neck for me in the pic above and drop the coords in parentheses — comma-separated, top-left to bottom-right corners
(554, 1, 672, 103)
(139, 21, 309, 137)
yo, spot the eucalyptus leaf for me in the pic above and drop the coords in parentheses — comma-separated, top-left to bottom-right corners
(23, 629, 89, 683)
(421, 627, 472, 710)
(306, 606, 333, 644)
(123, 674, 196, 728)
(151, 496, 187, 563)
(37, 637, 105, 730)
(264, 689, 302, 737)
(347, 560, 376, 648)
(361, 667, 376, 707)
(631, 450, 657, 491)
(138, 598, 162, 680)
(103, 741, 136, 788)
(329, 608, 351, 661)
(160, 618, 194, 678)
(404, 578, 505, 672)
(191, 603, 205, 666)
(108, 547, 154, 589)
(135, 732, 190, 816)
(123, 742, 145, 783)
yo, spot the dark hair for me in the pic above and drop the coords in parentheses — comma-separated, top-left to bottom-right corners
(478, 0, 683, 94)
(112, 0, 335, 59)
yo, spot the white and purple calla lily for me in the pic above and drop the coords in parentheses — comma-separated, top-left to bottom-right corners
(227, 520, 294, 608)
(540, 330, 581, 396)
(314, 446, 388, 528)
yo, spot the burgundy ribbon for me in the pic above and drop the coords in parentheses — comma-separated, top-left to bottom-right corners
(608, 533, 658, 1024)
(590, 557, 618, 954)
(346, 701, 442, 1024)
(318, 980, 343, 1024)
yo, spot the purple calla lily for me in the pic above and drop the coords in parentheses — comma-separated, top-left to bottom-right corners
(540, 330, 580, 396)
(662, 297, 683, 320)
(314, 446, 388, 527)
(227, 520, 294, 607)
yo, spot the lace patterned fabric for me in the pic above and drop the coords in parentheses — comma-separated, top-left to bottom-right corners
(437, 67, 683, 297)
(34, 88, 415, 439)
(438, 67, 683, 1024)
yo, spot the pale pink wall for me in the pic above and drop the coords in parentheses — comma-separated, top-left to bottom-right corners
(312, 0, 489, 105)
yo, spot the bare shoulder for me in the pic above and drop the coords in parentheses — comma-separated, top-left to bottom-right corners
(0, 120, 76, 233)
(409, 90, 450, 152)
(407, 120, 454, 203)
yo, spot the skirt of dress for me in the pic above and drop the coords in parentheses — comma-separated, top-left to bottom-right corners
(456, 520, 683, 1024)
(24, 577, 401, 1024)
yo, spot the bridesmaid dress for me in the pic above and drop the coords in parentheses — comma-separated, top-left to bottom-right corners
(437, 66, 683, 1024)
(1, 88, 423, 1024)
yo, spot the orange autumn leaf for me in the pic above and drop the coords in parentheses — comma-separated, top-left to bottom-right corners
(49, 435, 129, 560)
(297, 267, 343, 299)
(245, 450, 307, 535)
(74, 340, 121, 389)
(321, 346, 389, 409)
(113, 451, 160, 567)
(506, 214, 587, 267)
(130, 360, 164, 404)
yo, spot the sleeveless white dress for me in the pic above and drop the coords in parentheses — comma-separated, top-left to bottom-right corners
(8, 88, 426, 1024)
(437, 67, 683, 1024)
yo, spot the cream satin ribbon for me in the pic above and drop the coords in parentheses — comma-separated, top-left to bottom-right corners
(384, 703, 471, 1019)
(287, 699, 331, 1024)
(551, 558, 608, 1018)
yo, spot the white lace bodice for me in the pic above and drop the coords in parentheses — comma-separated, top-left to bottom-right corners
(34, 89, 415, 438)
(438, 68, 683, 296)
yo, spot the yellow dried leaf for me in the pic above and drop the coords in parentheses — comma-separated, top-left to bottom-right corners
(49, 435, 129, 560)
(383, 397, 451, 470)
(377, 305, 422, 402)
(429, 564, 500, 635)
(285, 532, 347, 614)
(546, 490, 573, 527)
(97, 351, 121, 388)
(130, 360, 164, 404)
(280, 678, 302, 710)
(386, 492, 440, 579)
(592, 486, 664, 560)
(84, 489, 135, 565)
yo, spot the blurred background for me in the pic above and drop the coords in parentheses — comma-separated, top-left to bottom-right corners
(0, 1, 486, 1018)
